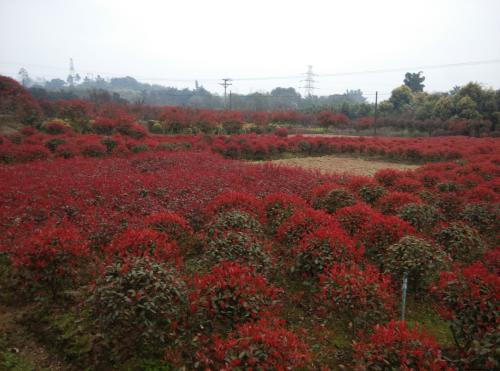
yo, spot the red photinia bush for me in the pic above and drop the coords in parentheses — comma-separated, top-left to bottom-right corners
(319, 263, 396, 331)
(293, 226, 362, 279)
(261, 192, 308, 235)
(358, 183, 386, 205)
(393, 177, 423, 193)
(91, 117, 118, 135)
(89, 257, 188, 350)
(311, 184, 357, 213)
(374, 168, 402, 187)
(358, 214, 414, 266)
(10, 219, 89, 296)
(460, 203, 500, 237)
(483, 248, 500, 272)
(275, 208, 335, 247)
(274, 127, 288, 137)
(204, 231, 273, 275)
(352, 321, 450, 370)
(189, 262, 281, 330)
(42, 119, 72, 135)
(203, 191, 262, 220)
(107, 227, 181, 266)
(384, 236, 450, 293)
(145, 211, 193, 241)
(0, 75, 42, 123)
(205, 210, 264, 239)
(463, 185, 499, 203)
(397, 202, 443, 233)
(376, 191, 421, 215)
(432, 262, 499, 369)
(196, 318, 310, 370)
(434, 222, 485, 264)
(334, 203, 376, 236)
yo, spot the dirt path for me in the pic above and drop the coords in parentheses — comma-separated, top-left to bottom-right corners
(0, 303, 68, 370)
(255, 155, 418, 176)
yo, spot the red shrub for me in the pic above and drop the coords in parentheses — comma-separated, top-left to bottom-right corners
(432, 263, 499, 369)
(107, 228, 181, 266)
(145, 211, 193, 241)
(10, 219, 89, 296)
(261, 192, 308, 234)
(275, 208, 334, 247)
(189, 262, 281, 329)
(374, 168, 402, 187)
(203, 191, 262, 220)
(197, 318, 310, 370)
(293, 226, 362, 279)
(319, 263, 396, 330)
(334, 203, 376, 236)
(352, 321, 450, 370)
(311, 185, 357, 214)
(359, 213, 414, 265)
(376, 191, 421, 214)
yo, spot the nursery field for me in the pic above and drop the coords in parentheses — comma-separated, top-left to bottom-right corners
(254, 155, 419, 176)
(0, 124, 499, 369)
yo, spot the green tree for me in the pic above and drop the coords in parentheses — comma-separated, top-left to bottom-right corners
(404, 71, 425, 92)
(389, 85, 414, 112)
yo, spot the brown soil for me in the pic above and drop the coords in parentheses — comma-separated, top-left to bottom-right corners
(257, 155, 418, 176)
(0, 303, 68, 370)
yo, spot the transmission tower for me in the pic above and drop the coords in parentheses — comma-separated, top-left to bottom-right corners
(301, 65, 317, 97)
(69, 58, 75, 76)
(219, 78, 232, 109)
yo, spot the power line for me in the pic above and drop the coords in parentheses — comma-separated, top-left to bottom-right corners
(2, 57, 499, 84)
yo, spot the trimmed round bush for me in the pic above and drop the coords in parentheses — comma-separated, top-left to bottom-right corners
(205, 231, 272, 274)
(358, 183, 385, 205)
(398, 202, 443, 233)
(435, 222, 485, 263)
(319, 263, 396, 331)
(145, 211, 193, 242)
(107, 228, 181, 266)
(10, 219, 89, 297)
(293, 226, 362, 279)
(334, 203, 376, 236)
(203, 191, 262, 220)
(359, 214, 414, 266)
(197, 318, 310, 370)
(311, 186, 356, 214)
(384, 236, 450, 293)
(89, 257, 188, 350)
(275, 208, 334, 247)
(433, 263, 499, 369)
(205, 210, 263, 239)
(461, 203, 499, 237)
(376, 191, 421, 215)
(352, 321, 449, 370)
(190, 261, 281, 330)
(261, 193, 308, 235)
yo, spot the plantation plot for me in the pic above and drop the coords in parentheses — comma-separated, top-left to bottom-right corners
(253, 154, 419, 176)
(0, 136, 498, 369)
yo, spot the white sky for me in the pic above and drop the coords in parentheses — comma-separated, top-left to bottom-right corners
(1, 0, 500, 101)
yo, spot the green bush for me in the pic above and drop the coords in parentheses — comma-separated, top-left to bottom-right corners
(88, 257, 188, 352)
(435, 223, 485, 264)
(384, 236, 450, 293)
(397, 203, 443, 233)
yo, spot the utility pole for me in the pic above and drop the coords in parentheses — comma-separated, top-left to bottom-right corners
(229, 91, 232, 111)
(220, 78, 232, 110)
(373, 91, 378, 136)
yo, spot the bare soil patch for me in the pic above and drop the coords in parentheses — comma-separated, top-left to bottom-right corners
(257, 155, 419, 176)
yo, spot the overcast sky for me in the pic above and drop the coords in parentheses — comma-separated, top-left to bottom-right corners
(1, 0, 500, 100)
